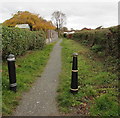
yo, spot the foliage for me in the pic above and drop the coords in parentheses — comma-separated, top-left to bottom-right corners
(58, 39, 118, 116)
(61, 27, 68, 32)
(3, 11, 56, 31)
(2, 26, 46, 59)
(72, 26, 118, 58)
(2, 43, 55, 115)
(91, 44, 103, 53)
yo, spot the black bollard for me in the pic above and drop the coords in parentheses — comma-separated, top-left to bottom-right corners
(70, 53, 78, 93)
(7, 54, 17, 92)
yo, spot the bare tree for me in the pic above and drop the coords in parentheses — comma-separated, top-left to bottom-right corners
(51, 11, 66, 30)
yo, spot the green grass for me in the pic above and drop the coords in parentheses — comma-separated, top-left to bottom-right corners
(2, 43, 55, 116)
(57, 38, 119, 116)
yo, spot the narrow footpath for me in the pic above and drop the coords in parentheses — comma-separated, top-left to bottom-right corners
(13, 39, 62, 116)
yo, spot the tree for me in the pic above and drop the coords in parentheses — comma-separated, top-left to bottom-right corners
(3, 11, 56, 31)
(51, 11, 66, 30)
(61, 27, 68, 32)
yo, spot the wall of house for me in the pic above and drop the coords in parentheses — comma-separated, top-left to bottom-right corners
(46, 30, 58, 44)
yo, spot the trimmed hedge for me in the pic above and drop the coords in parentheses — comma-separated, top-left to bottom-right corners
(2, 26, 46, 59)
(72, 26, 118, 58)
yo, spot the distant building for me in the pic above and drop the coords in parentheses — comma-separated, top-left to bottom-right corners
(15, 24, 30, 29)
(46, 30, 58, 44)
(64, 31, 75, 35)
(81, 27, 92, 31)
(63, 31, 75, 39)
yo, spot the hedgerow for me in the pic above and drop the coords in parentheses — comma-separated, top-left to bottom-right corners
(2, 26, 46, 59)
(72, 26, 118, 58)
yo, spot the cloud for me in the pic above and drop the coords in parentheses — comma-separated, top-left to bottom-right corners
(0, 1, 118, 29)
(0, 0, 119, 3)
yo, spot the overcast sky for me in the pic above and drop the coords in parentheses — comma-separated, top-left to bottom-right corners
(0, 0, 119, 30)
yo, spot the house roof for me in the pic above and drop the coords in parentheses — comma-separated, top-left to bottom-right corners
(64, 31, 75, 34)
(15, 24, 30, 29)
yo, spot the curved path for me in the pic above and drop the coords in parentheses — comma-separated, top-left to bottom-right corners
(13, 39, 62, 116)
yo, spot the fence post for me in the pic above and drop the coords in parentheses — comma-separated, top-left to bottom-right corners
(70, 53, 78, 93)
(7, 54, 17, 92)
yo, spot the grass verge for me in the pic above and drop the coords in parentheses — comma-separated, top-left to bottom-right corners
(2, 43, 55, 116)
(57, 38, 119, 116)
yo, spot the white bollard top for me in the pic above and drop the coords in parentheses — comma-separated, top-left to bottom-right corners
(72, 53, 78, 57)
(7, 54, 15, 61)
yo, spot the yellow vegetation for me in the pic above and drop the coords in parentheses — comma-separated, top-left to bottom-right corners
(3, 11, 56, 31)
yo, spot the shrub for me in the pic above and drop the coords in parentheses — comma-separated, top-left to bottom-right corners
(91, 44, 103, 53)
(2, 26, 46, 59)
(72, 26, 118, 58)
(81, 40, 88, 45)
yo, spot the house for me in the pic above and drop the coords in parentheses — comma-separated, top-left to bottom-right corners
(64, 31, 75, 39)
(15, 24, 30, 30)
(81, 27, 92, 31)
(64, 31, 75, 35)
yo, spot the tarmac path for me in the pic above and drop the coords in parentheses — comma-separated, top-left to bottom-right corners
(13, 39, 62, 116)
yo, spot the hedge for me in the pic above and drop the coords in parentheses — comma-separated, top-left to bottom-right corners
(2, 26, 46, 59)
(72, 26, 119, 58)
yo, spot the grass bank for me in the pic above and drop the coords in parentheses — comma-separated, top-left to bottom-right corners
(57, 39, 119, 116)
(2, 43, 55, 116)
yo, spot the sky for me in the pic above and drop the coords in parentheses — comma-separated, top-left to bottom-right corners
(0, 0, 119, 30)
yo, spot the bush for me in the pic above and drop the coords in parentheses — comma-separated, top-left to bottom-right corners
(81, 40, 88, 45)
(72, 26, 118, 58)
(91, 44, 103, 53)
(2, 26, 46, 59)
